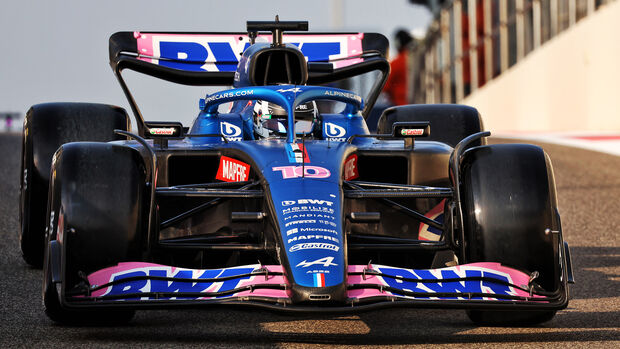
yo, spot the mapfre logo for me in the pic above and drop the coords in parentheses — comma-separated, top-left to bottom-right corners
(216, 156, 250, 182)
(344, 154, 359, 181)
(220, 122, 242, 141)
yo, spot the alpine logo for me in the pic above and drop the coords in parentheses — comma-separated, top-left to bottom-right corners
(272, 166, 331, 179)
(324, 122, 346, 140)
(220, 122, 242, 141)
(296, 256, 338, 268)
(277, 87, 302, 93)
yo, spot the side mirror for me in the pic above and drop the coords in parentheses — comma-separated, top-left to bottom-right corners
(144, 121, 184, 147)
(391, 121, 430, 148)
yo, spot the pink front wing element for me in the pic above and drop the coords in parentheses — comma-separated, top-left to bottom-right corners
(86, 262, 541, 303)
(87, 263, 289, 300)
(347, 263, 542, 301)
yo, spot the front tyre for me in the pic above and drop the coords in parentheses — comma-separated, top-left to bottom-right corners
(460, 144, 562, 325)
(43, 142, 144, 324)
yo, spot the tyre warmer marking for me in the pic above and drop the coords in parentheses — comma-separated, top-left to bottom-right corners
(81, 262, 543, 302)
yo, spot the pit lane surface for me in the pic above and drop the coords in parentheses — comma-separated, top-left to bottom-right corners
(0, 133, 618, 348)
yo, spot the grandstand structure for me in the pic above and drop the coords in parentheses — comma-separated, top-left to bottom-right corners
(408, 0, 619, 132)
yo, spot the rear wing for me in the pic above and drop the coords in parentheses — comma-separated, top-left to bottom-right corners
(109, 31, 389, 86)
(109, 31, 389, 135)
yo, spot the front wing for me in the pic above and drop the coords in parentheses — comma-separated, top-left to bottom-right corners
(62, 262, 568, 312)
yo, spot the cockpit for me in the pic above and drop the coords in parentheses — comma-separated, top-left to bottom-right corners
(253, 100, 318, 138)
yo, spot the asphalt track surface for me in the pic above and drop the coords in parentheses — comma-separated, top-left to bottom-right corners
(0, 133, 618, 348)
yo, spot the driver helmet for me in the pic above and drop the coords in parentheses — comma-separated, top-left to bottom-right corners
(253, 100, 318, 138)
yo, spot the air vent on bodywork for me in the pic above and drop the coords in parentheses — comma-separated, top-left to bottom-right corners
(167, 155, 220, 186)
(308, 294, 331, 301)
(250, 47, 308, 85)
(355, 155, 408, 184)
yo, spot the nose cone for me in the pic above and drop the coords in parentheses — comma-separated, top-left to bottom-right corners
(248, 139, 352, 303)
(270, 180, 345, 292)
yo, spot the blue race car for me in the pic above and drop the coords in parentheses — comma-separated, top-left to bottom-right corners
(20, 19, 573, 325)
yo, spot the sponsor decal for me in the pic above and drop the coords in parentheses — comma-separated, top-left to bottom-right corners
(289, 242, 340, 252)
(284, 220, 317, 227)
(324, 122, 347, 141)
(299, 227, 339, 234)
(323, 90, 362, 103)
(287, 235, 339, 244)
(401, 128, 425, 136)
(139, 34, 362, 72)
(149, 127, 178, 136)
(296, 257, 338, 268)
(220, 122, 242, 141)
(282, 206, 335, 215)
(286, 228, 299, 235)
(283, 213, 336, 221)
(286, 143, 310, 164)
(313, 273, 326, 287)
(376, 266, 514, 298)
(281, 199, 333, 207)
(277, 87, 302, 93)
(318, 220, 338, 227)
(216, 156, 250, 182)
(272, 166, 331, 179)
(101, 266, 255, 300)
(344, 154, 359, 181)
(205, 89, 255, 103)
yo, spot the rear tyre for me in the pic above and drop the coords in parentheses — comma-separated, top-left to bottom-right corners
(20, 103, 130, 267)
(43, 142, 144, 324)
(460, 144, 561, 325)
(377, 104, 485, 148)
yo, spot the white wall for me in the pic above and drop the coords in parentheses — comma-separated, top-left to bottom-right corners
(462, 1, 620, 133)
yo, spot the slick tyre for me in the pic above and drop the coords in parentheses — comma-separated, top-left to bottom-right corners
(20, 103, 129, 267)
(43, 142, 145, 324)
(377, 104, 485, 148)
(460, 144, 562, 325)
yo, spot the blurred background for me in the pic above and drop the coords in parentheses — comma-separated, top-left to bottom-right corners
(0, 0, 431, 131)
(1, 0, 619, 136)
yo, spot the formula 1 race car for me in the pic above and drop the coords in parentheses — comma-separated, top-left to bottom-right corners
(20, 19, 573, 325)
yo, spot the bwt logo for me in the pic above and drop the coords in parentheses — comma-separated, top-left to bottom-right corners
(220, 122, 242, 141)
(154, 39, 343, 72)
(324, 122, 346, 139)
(281, 199, 334, 207)
(101, 266, 255, 300)
(272, 166, 331, 179)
